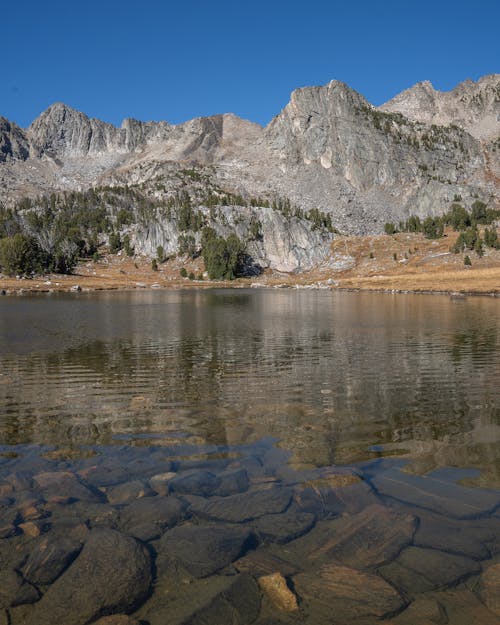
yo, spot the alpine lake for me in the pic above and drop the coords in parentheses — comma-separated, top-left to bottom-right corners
(1, 288, 500, 625)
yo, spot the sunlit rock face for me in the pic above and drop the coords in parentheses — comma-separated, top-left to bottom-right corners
(0, 75, 498, 240)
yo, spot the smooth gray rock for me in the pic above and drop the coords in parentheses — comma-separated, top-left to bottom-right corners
(378, 546, 481, 597)
(252, 508, 315, 544)
(168, 470, 220, 497)
(157, 524, 252, 578)
(119, 495, 186, 541)
(371, 468, 500, 519)
(197, 487, 292, 523)
(24, 529, 152, 625)
(0, 569, 39, 608)
(106, 479, 154, 505)
(185, 574, 261, 625)
(20, 534, 82, 585)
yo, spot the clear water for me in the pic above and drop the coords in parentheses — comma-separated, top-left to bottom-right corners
(1, 289, 499, 624)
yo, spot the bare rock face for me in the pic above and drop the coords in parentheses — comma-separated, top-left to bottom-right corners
(380, 74, 500, 140)
(0, 75, 498, 245)
(0, 118, 29, 162)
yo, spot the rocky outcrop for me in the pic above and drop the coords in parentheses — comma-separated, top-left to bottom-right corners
(0, 118, 29, 162)
(0, 75, 498, 242)
(380, 74, 500, 140)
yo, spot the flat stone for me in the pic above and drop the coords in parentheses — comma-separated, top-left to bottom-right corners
(234, 549, 300, 577)
(106, 480, 154, 505)
(0, 569, 40, 608)
(25, 529, 151, 625)
(294, 563, 405, 624)
(184, 574, 261, 625)
(119, 495, 186, 541)
(279, 504, 416, 570)
(379, 546, 480, 597)
(478, 562, 500, 617)
(371, 468, 500, 519)
(431, 588, 500, 625)
(312, 504, 416, 568)
(157, 523, 252, 578)
(5, 472, 33, 491)
(414, 511, 497, 559)
(252, 508, 315, 544)
(198, 487, 292, 523)
(21, 534, 82, 585)
(385, 597, 446, 624)
(78, 465, 130, 488)
(91, 617, 140, 625)
(32, 471, 103, 504)
(168, 470, 221, 497)
(213, 468, 249, 497)
(149, 472, 177, 496)
(258, 572, 299, 612)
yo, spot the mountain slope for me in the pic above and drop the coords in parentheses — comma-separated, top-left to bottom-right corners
(0, 75, 498, 240)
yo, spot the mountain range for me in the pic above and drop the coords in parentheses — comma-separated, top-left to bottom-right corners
(0, 75, 498, 270)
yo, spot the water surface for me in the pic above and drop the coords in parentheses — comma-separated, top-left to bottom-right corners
(1, 290, 499, 624)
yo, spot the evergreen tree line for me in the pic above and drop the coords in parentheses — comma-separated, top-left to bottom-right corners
(384, 201, 500, 255)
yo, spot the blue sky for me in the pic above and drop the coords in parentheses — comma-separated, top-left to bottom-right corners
(2, 0, 498, 128)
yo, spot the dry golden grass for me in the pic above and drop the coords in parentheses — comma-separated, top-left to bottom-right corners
(1, 228, 499, 295)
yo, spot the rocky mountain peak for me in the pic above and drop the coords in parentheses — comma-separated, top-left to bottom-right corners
(380, 74, 500, 139)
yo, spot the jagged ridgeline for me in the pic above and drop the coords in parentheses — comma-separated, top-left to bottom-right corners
(0, 74, 498, 276)
(0, 172, 337, 277)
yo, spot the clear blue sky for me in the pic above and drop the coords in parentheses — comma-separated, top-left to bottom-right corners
(2, 0, 499, 128)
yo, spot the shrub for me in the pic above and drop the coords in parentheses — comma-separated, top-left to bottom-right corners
(384, 222, 397, 235)
(464, 255, 471, 266)
(179, 267, 187, 278)
(151, 258, 158, 271)
(0, 234, 49, 276)
(109, 232, 122, 253)
(188, 272, 195, 280)
(201, 227, 245, 280)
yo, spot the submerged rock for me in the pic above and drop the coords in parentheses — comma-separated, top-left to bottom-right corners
(0, 569, 40, 608)
(20, 534, 82, 585)
(24, 529, 152, 625)
(157, 524, 253, 578)
(371, 468, 500, 519)
(293, 563, 405, 623)
(258, 572, 299, 612)
(119, 495, 186, 541)
(168, 470, 221, 497)
(184, 574, 261, 625)
(478, 562, 500, 617)
(279, 504, 416, 570)
(378, 546, 480, 597)
(106, 479, 155, 505)
(32, 471, 104, 504)
(197, 487, 292, 523)
(252, 508, 316, 544)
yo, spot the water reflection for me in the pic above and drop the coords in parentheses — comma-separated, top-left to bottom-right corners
(0, 290, 500, 480)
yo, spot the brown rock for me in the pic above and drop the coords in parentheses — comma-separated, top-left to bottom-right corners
(234, 549, 300, 577)
(478, 562, 500, 617)
(258, 572, 298, 612)
(312, 504, 416, 568)
(379, 546, 480, 597)
(18, 522, 40, 538)
(0, 483, 13, 497)
(91, 616, 140, 625)
(386, 597, 446, 624)
(294, 563, 405, 623)
(33, 471, 103, 504)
